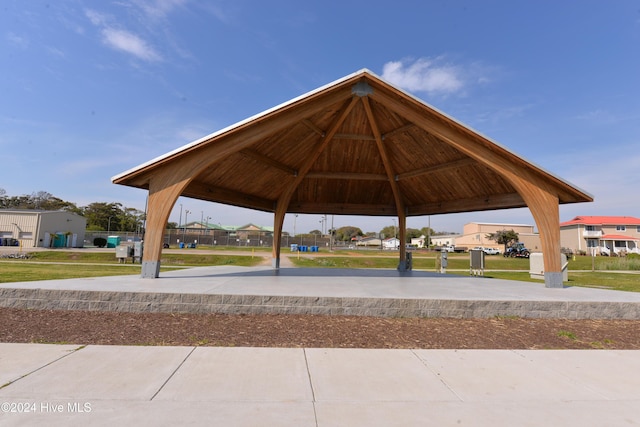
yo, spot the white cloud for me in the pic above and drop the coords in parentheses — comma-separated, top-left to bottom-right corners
(6, 32, 29, 49)
(101, 27, 162, 61)
(85, 9, 108, 26)
(85, 8, 162, 62)
(381, 58, 464, 95)
(133, 0, 188, 20)
(46, 46, 66, 58)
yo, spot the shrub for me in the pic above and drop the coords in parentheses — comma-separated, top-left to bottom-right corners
(93, 237, 107, 248)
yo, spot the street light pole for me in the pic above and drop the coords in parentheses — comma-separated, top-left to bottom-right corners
(392, 218, 398, 249)
(293, 214, 298, 237)
(205, 216, 211, 245)
(183, 209, 190, 243)
(200, 211, 204, 245)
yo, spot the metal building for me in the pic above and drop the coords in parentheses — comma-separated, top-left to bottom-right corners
(0, 210, 86, 248)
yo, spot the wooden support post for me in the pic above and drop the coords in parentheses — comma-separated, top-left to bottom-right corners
(512, 180, 563, 288)
(397, 213, 408, 272)
(272, 203, 287, 269)
(141, 172, 192, 278)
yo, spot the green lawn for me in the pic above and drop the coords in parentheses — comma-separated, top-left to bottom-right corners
(13, 250, 266, 267)
(0, 250, 265, 283)
(0, 263, 150, 283)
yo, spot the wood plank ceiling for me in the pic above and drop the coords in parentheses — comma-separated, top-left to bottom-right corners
(113, 69, 592, 219)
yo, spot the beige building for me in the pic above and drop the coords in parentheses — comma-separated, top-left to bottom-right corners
(432, 222, 541, 252)
(560, 216, 640, 256)
(0, 210, 86, 248)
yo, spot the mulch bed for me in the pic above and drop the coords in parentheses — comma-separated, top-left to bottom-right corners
(2, 308, 639, 349)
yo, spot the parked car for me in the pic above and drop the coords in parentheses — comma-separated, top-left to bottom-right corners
(472, 246, 500, 255)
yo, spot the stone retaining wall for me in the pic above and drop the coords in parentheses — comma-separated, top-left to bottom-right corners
(2, 288, 640, 319)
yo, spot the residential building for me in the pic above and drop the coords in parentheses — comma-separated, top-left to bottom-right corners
(410, 235, 427, 248)
(382, 237, 400, 250)
(560, 216, 640, 255)
(430, 234, 459, 248)
(0, 209, 86, 248)
(352, 236, 381, 248)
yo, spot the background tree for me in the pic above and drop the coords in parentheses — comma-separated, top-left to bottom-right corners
(406, 228, 423, 240)
(82, 202, 124, 231)
(0, 190, 79, 212)
(486, 229, 519, 252)
(379, 225, 397, 240)
(119, 207, 145, 233)
(334, 226, 363, 242)
(419, 226, 436, 248)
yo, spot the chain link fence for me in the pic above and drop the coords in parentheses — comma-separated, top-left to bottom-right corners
(84, 230, 342, 249)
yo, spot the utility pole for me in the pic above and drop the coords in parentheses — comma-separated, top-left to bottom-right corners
(330, 215, 334, 251)
(183, 209, 190, 243)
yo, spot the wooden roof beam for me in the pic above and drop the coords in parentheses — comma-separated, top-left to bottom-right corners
(302, 119, 325, 137)
(409, 192, 525, 215)
(332, 133, 376, 141)
(396, 157, 476, 181)
(240, 149, 297, 176)
(369, 88, 586, 201)
(382, 123, 414, 140)
(289, 201, 397, 216)
(276, 96, 361, 211)
(183, 180, 275, 212)
(361, 96, 405, 212)
(304, 172, 388, 181)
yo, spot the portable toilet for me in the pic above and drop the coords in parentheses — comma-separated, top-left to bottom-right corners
(107, 236, 121, 248)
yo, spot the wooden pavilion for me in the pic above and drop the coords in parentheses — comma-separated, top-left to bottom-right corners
(112, 69, 592, 288)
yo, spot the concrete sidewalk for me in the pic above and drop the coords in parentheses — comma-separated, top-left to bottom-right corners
(1, 344, 639, 426)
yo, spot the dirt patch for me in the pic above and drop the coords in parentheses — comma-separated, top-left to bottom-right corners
(2, 308, 639, 349)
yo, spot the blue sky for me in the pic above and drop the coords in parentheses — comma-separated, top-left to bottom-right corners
(2, 0, 639, 235)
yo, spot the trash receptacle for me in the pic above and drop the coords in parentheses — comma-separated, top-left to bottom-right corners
(179, 242, 185, 249)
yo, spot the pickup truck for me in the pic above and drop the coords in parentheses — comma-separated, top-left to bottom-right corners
(473, 246, 501, 255)
(437, 245, 469, 253)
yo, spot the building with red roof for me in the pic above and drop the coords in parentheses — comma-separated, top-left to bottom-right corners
(560, 216, 640, 255)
